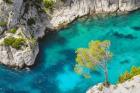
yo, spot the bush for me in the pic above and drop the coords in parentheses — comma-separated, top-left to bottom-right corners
(4, 37, 25, 49)
(43, 0, 55, 10)
(12, 38, 25, 49)
(0, 21, 7, 26)
(4, 37, 15, 46)
(118, 66, 140, 83)
(119, 71, 132, 83)
(3, 0, 13, 4)
(98, 85, 104, 91)
(9, 28, 17, 34)
(131, 66, 140, 75)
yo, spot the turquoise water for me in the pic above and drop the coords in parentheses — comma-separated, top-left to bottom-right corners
(0, 10, 140, 93)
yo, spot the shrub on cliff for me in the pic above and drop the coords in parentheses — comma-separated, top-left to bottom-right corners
(3, 0, 13, 4)
(119, 66, 140, 83)
(4, 37, 15, 46)
(43, 0, 55, 10)
(12, 38, 25, 49)
(4, 37, 25, 49)
(9, 28, 17, 34)
(0, 21, 7, 27)
(119, 71, 132, 83)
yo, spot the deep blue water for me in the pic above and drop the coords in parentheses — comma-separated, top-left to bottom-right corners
(0, 10, 140, 93)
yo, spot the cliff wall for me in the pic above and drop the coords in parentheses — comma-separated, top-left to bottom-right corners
(0, 0, 140, 68)
(51, 0, 140, 27)
(87, 75, 140, 93)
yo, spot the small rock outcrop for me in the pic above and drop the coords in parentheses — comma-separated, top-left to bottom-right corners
(0, 0, 49, 68)
(87, 75, 140, 93)
(0, 0, 140, 68)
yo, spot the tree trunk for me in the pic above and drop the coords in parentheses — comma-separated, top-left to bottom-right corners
(104, 62, 109, 87)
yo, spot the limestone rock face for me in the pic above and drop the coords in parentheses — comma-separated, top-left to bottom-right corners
(0, 0, 140, 68)
(0, 0, 48, 68)
(0, 44, 39, 68)
(87, 75, 140, 93)
(51, 0, 140, 28)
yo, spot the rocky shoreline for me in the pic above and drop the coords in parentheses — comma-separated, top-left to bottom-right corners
(0, 0, 140, 68)
(87, 75, 140, 93)
(51, 0, 140, 28)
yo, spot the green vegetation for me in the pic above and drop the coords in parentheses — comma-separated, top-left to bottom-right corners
(98, 85, 104, 91)
(4, 37, 25, 49)
(119, 66, 140, 83)
(3, 0, 13, 4)
(4, 37, 15, 46)
(74, 40, 112, 86)
(9, 28, 17, 34)
(0, 21, 7, 27)
(43, 0, 55, 10)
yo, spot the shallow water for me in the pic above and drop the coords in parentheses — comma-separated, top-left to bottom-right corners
(0, 10, 140, 93)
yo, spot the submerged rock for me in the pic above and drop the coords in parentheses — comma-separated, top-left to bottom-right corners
(113, 32, 137, 39)
(132, 26, 140, 31)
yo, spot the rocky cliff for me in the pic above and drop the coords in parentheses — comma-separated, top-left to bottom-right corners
(0, 0, 140, 68)
(87, 75, 140, 93)
(0, 0, 49, 68)
(51, 0, 140, 28)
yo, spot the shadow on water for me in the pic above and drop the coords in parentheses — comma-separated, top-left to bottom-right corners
(40, 31, 68, 48)
(0, 89, 28, 93)
(132, 26, 140, 31)
(92, 70, 102, 76)
(120, 59, 130, 64)
(33, 31, 68, 69)
(58, 49, 76, 63)
(112, 32, 137, 39)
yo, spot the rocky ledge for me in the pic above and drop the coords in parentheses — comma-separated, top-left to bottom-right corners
(0, 0, 140, 68)
(51, 0, 140, 28)
(87, 75, 140, 93)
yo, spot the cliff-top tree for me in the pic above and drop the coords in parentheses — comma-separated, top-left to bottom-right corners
(74, 40, 112, 86)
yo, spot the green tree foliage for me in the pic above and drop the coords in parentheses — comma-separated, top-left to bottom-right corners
(3, 0, 13, 4)
(9, 28, 17, 34)
(74, 40, 112, 86)
(0, 21, 7, 27)
(4, 37, 15, 46)
(43, 0, 55, 10)
(119, 66, 140, 83)
(4, 37, 25, 49)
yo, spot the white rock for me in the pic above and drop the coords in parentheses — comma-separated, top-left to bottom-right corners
(0, 0, 140, 68)
(87, 75, 140, 93)
(51, 0, 140, 28)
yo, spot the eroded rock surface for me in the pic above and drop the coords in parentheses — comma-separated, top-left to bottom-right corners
(87, 75, 140, 93)
(0, 0, 140, 68)
(51, 0, 140, 27)
(0, 0, 49, 68)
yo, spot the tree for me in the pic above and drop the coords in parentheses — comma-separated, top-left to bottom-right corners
(74, 40, 112, 86)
